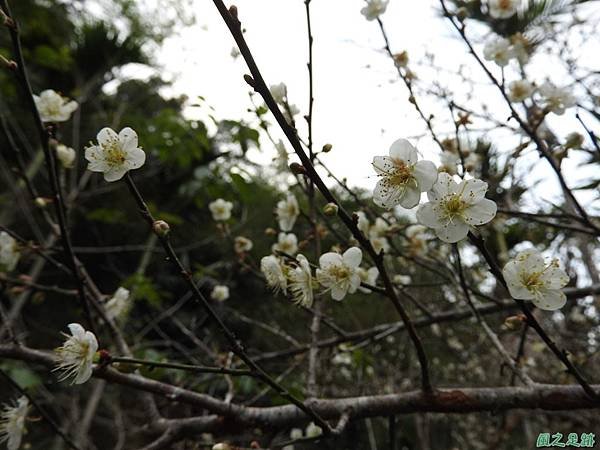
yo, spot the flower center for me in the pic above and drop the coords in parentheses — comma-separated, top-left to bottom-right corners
(103, 140, 126, 166)
(499, 0, 512, 10)
(330, 265, 350, 280)
(442, 194, 467, 220)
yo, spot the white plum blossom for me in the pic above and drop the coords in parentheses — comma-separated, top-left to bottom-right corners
(54, 323, 98, 385)
(488, 0, 520, 19)
(416, 173, 497, 243)
(317, 247, 362, 301)
(502, 249, 569, 311)
(361, 0, 389, 21)
(234, 236, 253, 253)
(483, 37, 514, 67)
(270, 83, 288, 104)
(0, 396, 28, 450)
(372, 139, 438, 209)
(274, 140, 289, 172)
(370, 236, 390, 255)
(508, 80, 534, 102)
(510, 33, 530, 64)
(105, 287, 130, 321)
(305, 422, 323, 438)
(463, 153, 481, 173)
(261, 255, 287, 294)
(539, 81, 576, 115)
(282, 103, 300, 124)
(355, 211, 371, 235)
(370, 217, 390, 237)
(393, 274, 412, 285)
(288, 254, 314, 307)
(211, 285, 230, 302)
(0, 232, 19, 272)
(272, 232, 298, 256)
(276, 194, 299, 231)
(209, 199, 233, 221)
(439, 152, 459, 175)
(55, 144, 76, 169)
(85, 127, 146, 182)
(34, 89, 78, 123)
(405, 224, 428, 256)
(358, 266, 379, 293)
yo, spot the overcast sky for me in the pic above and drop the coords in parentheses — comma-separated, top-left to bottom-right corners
(125, 0, 600, 215)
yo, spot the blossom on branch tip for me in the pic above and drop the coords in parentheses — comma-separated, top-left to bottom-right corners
(270, 83, 287, 104)
(0, 396, 28, 450)
(85, 127, 145, 182)
(272, 232, 298, 256)
(487, 0, 520, 19)
(275, 195, 299, 231)
(211, 285, 230, 302)
(288, 254, 314, 307)
(317, 247, 362, 301)
(261, 255, 287, 294)
(483, 37, 514, 67)
(54, 323, 98, 385)
(502, 249, 569, 311)
(234, 236, 253, 253)
(372, 139, 438, 209)
(105, 287, 130, 321)
(508, 80, 534, 102)
(358, 266, 379, 293)
(34, 89, 78, 123)
(55, 144, 76, 168)
(0, 232, 19, 272)
(416, 173, 497, 243)
(209, 199, 233, 221)
(538, 81, 576, 115)
(361, 0, 389, 21)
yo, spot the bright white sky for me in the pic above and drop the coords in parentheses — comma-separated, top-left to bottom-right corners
(120, 0, 599, 216)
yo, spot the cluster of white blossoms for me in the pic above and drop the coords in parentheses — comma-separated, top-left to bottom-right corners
(487, 0, 520, 19)
(269, 82, 299, 124)
(54, 323, 98, 385)
(372, 139, 437, 210)
(438, 138, 481, 176)
(209, 198, 233, 221)
(211, 285, 230, 302)
(502, 249, 569, 311)
(360, 0, 388, 21)
(0, 396, 28, 450)
(85, 127, 146, 182)
(272, 232, 298, 256)
(34, 89, 78, 123)
(105, 287, 131, 321)
(0, 232, 19, 272)
(275, 194, 299, 231)
(483, 36, 514, 67)
(508, 79, 535, 103)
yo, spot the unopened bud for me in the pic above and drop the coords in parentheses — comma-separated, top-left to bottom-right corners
(243, 74, 255, 88)
(212, 444, 232, 450)
(408, 95, 416, 104)
(393, 51, 409, 68)
(289, 162, 306, 175)
(564, 132, 584, 150)
(265, 227, 277, 236)
(504, 314, 526, 330)
(152, 220, 170, 237)
(456, 7, 469, 21)
(322, 143, 333, 153)
(228, 5, 238, 20)
(35, 197, 51, 208)
(323, 202, 338, 216)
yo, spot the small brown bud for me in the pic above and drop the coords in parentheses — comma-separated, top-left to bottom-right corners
(322, 143, 333, 153)
(228, 5, 238, 20)
(152, 220, 170, 237)
(456, 7, 469, 21)
(34, 197, 51, 208)
(264, 227, 277, 236)
(289, 162, 306, 175)
(243, 74, 255, 88)
(504, 314, 526, 330)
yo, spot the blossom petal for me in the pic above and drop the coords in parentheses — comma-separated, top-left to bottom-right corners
(427, 172, 456, 201)
(319, 252, 342, 269)
(372, 156, 394, 175)
(413, 160, 438, 192)
(119, 127, 139, 151)
(517, 250, 545, 274)
(331, 285, 347, 301)
(389, 139, 418, 165)
(125, 147, 146, 169)
(435, 220, 469, 243)
(398, 185, 421, 209)
(97, 127, 118, 146)
(532, 289, 566, 311)
(459, 178, 489, 205)
(103, 167, 128, 182)
(373, 179, 402, 208)
(464, 199, 497, 226)
(539, 265, 570, 290)
(416, 203, 443, 229)
(68, 323, 86, 339)
(502, 260, 535, 300)
(343, 247, 362, 268)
